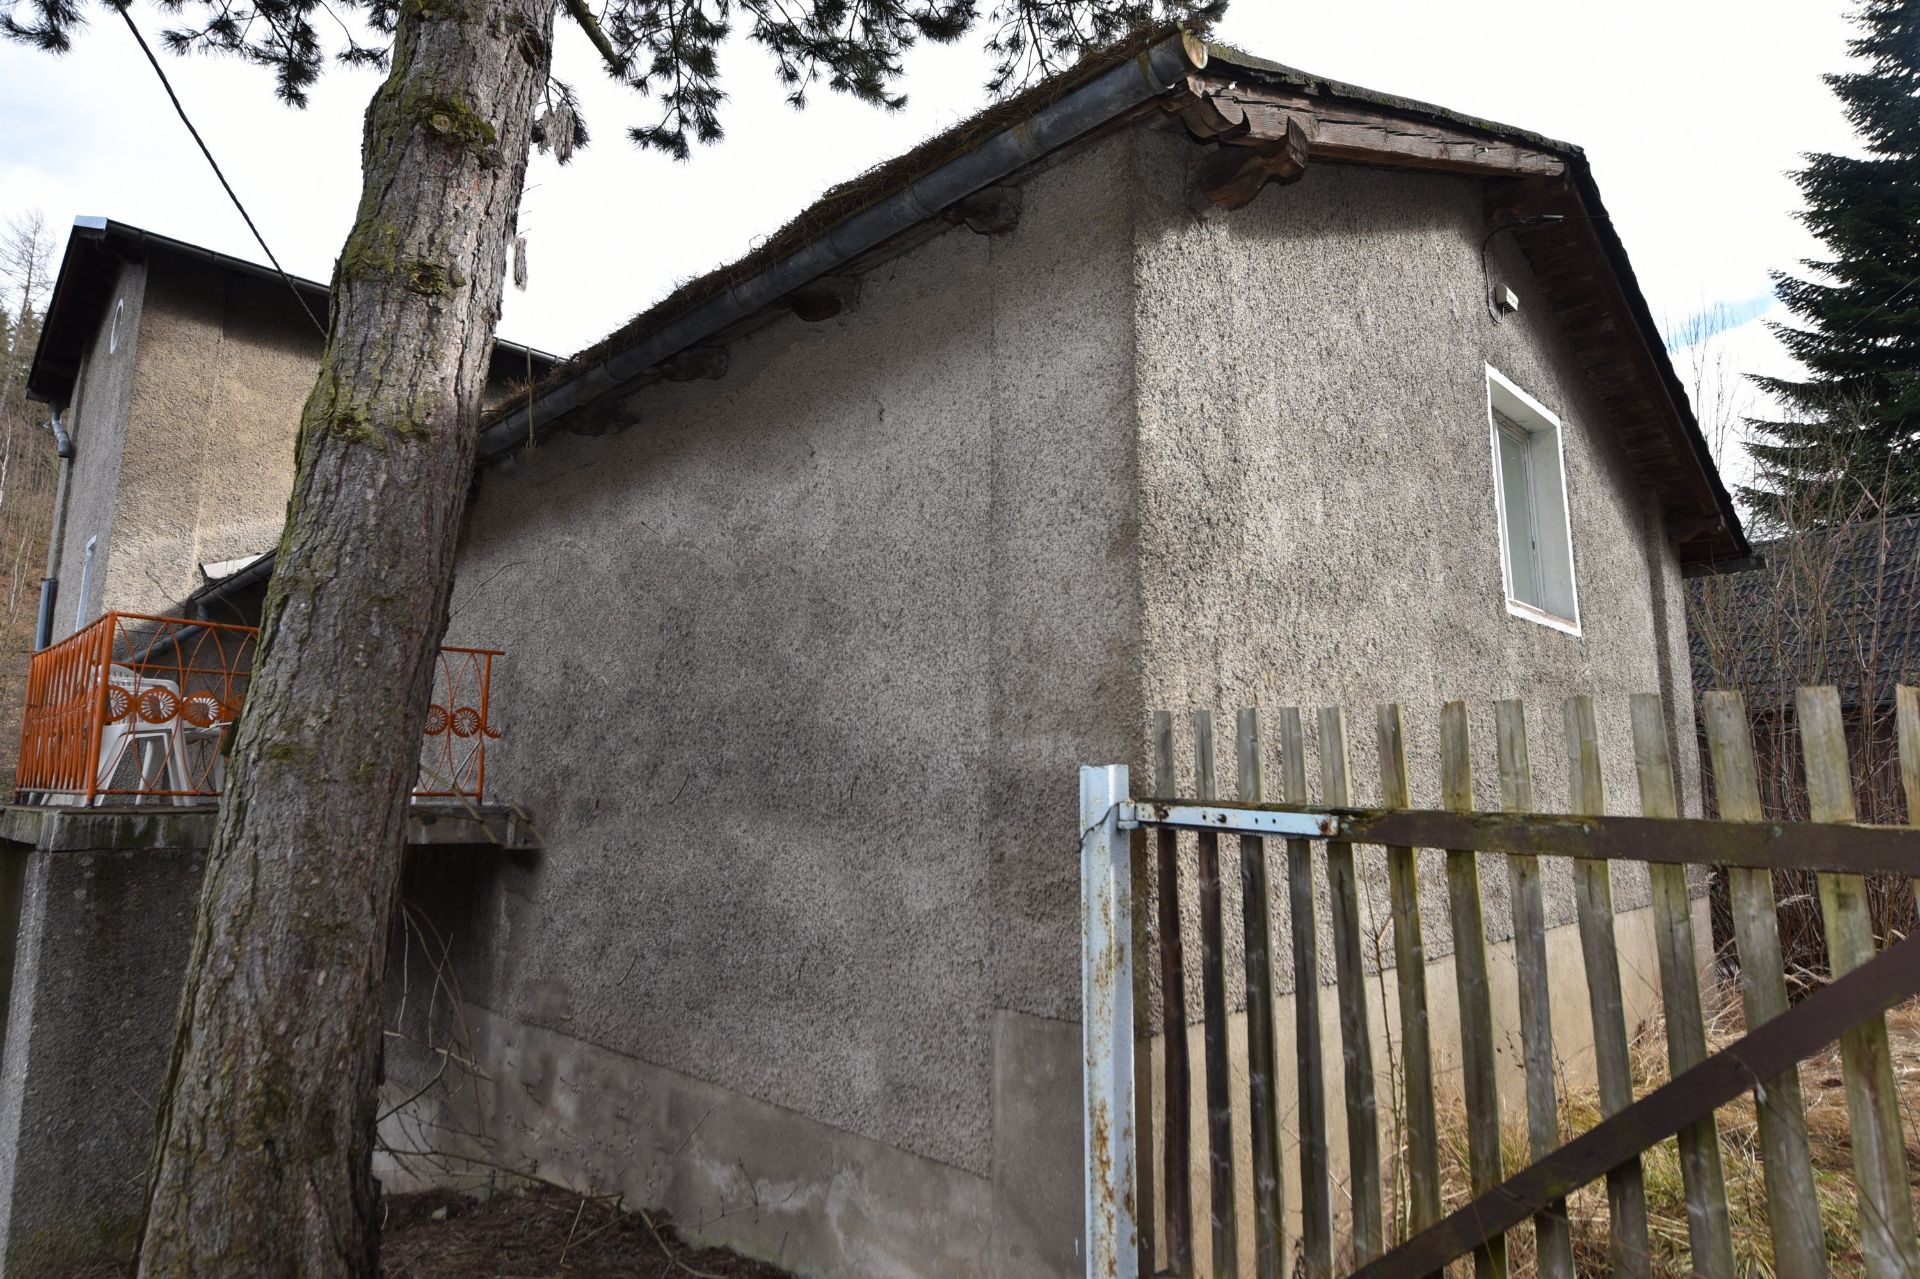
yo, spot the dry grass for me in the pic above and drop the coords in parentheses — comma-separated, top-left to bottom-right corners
(1428, 986, 1920, 1276)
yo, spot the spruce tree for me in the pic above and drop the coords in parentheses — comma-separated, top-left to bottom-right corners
(1744, 0, 1920, 525)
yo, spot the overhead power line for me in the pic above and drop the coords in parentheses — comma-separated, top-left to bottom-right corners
(116, 6, 330, 339)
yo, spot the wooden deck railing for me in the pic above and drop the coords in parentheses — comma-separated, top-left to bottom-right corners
(1079, 685, 1920, 1279)
(14, 611, 501, 803)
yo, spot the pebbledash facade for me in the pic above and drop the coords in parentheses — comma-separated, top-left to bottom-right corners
(7, 31, 1749, 1279)
(397, 33, 1746, 1279)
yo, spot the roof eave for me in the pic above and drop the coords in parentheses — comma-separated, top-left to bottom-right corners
(475, 28, 1210, 458)
(26, 217, 558, 407)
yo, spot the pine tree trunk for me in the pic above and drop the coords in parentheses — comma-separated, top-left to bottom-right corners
(136, 0, 556, 1269)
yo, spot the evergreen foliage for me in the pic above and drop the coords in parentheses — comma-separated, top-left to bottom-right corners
(3, 0, 1225, 160)
(1744, 0, 1920, 525)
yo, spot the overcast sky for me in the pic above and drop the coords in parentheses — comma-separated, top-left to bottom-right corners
(0, 1, 1861, 491)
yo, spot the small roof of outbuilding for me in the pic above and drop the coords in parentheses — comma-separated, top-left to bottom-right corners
(1690, 513, 1920, 713)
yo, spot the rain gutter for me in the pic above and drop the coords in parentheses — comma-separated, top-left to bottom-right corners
(475, 29, 1208, 460)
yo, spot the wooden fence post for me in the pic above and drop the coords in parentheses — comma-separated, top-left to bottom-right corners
(1193, 711, 1237, 1277)
(1493, 699, 1574, 1279)
(1133, 778, 1158, 1278)
(1375, 705, 1440, 1244)
(1319, 706, 1383, 1265)
(1282, 707, 1333, 1279)
(1797, 687, 1920, 1279)
(1898, 686, 1919, 915)
(1238, 708, 1287, 1279)
(1562, 695, 1652, 1278)
(1440, 702, 1507, 1279)
(1698, 690, 1826, 1278)
(1627, 694, 1734, 1279)
(1153, 710, 1193, 1275)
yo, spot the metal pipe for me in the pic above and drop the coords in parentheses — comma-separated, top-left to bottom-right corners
(475, 31, 1207, 460)
(34, 406, 74, 650)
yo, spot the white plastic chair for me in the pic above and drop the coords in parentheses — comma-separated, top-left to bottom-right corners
(92, 665, 194, 802)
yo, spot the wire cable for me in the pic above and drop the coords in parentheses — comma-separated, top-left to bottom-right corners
(116, 6, 330, 339)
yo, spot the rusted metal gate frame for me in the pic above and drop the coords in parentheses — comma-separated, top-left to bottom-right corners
(1079, 788, 1920, 1279)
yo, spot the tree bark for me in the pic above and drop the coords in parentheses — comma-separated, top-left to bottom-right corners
(135, 0, 555, 1269)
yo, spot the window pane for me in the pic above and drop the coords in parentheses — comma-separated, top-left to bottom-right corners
(1497, 424, 1540, 607)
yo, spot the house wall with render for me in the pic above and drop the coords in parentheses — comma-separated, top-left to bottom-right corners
(47, 256, 320, 633)
(98, 256, 322, 622)
(1124, 136, 1706, 1278)
(49, 259, 147, 638)
(44, 251, 545, 635)
(414, 125, 1708, 1278)
(417, 129, 1143, 1279)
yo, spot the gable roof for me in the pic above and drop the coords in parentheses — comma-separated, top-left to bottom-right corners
(1689, 513, 1920, 713)
(479, 28, 1746, 566)
(25, 216, 557, 409)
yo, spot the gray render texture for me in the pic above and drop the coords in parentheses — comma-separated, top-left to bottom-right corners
(405, 123, 1700, 1277)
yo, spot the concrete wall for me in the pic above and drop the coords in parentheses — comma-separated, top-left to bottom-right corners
(1129, 139, 1699, 822)
(0, 809, 213, 1275)
(417, 126, 1713, 1277)
(0, 806, 534, 1277)
(47, 254, 321, 632)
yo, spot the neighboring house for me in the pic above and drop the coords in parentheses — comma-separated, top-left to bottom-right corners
(1689, 512, 1919, 824)
(22, 216, 554, 639)
(0, 31, 1752, 1279)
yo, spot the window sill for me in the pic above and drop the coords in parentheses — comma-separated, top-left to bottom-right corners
(1505, 598, 1582, 637)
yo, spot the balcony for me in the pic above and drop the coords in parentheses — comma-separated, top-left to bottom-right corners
(14, 611, 500, 805)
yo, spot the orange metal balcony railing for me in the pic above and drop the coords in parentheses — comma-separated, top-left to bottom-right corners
(14, 611, 501, 805)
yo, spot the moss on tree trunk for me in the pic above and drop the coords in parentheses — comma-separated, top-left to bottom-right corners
(133, 0, 555, 1271)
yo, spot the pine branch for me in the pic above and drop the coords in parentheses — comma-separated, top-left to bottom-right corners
(562, 0, 627, 80)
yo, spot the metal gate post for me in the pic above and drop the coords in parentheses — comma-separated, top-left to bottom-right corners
(1081, 764, 1137, 1279)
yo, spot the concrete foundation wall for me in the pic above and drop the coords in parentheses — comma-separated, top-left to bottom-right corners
(0, 808, 538, 1277)
(0, 809, 212, 1275)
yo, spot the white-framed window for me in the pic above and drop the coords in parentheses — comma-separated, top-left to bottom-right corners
(1486, 366, 1579, 633)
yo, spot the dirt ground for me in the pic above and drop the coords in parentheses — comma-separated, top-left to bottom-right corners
(60, 1186, 792, 1278)
(381, 1186, 793, 1278)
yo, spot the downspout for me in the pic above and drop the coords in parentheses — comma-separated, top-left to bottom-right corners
(34, 407, 74, 650)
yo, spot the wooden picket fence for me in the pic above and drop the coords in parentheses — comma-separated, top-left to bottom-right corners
(1077, 685, 1920, 1279)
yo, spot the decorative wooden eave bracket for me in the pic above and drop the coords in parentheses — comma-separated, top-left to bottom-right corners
(1177, 85, 1567, 211)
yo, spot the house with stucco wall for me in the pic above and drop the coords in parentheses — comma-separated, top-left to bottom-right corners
(0, 29, 1752, 1279)
(381, 31, 1747, 1279)
(21, 216, 553, 644)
